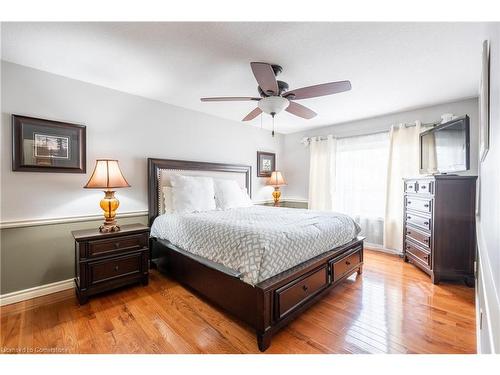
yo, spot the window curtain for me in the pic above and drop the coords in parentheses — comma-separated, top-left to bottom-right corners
(383, 121, 422, 252)
(334, 132, 389, 246)
(308, 135, 336, 210)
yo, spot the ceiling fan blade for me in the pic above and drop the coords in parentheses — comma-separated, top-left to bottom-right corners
(286, 101, 317, 119)
(242, 107, 263, 121)
(285, 80, 351, 100)
(250, 62, 279, 95)
(201, 97, 260, 102)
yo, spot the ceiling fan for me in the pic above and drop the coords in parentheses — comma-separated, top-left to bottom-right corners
(201, 62, 352, 135)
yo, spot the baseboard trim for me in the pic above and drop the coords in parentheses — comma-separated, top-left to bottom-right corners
(476, 221, 499, 354)
(0, 210, 148, 229)
(0, 278, 74, 306)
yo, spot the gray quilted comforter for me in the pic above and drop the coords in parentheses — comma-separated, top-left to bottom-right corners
(150, 206, 360, 285)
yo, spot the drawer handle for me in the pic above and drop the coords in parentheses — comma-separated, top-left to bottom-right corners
(345, 261, 351, 266)
(406, 245, 410, 250)
(407, 231, 412, 235)
(302, 285, 309, 292)
(408, 185, 413, 189)
(114, 265, 119, 271)
(114, 243, 120, 249)
(424, 221, 429, 225)
(421, 185, 426, 189)
(407, 201, 412, 204)
(407, 216, 412, 219)
(424, 204, 429, 208)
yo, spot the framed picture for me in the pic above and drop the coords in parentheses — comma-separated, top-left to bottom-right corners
(257, 151, 275, 177)
(479, 40, 490, 162)
(12, 115, 86, 173)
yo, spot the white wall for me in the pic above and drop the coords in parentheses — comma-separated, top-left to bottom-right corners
(0, 61, 283, 222)
(476, 24, 500, 354)
(282, 98, 479, 200)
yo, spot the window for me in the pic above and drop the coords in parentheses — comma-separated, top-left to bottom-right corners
(333, 132, 389, 245)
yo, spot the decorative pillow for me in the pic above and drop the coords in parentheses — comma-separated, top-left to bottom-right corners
(162, 186, 174, 214)
(214, 179, 253, 210)
(170, 175, 216, 214)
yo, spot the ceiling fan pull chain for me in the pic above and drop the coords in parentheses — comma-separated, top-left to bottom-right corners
(272, 113, 275, 137)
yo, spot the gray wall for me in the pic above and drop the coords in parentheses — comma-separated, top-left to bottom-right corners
(0, 61, 283, 294)
(476, 23, 500, 354)
(1, 61, 284, 223)
(282, 98, 479, 200)
(1, 215, 148, 294)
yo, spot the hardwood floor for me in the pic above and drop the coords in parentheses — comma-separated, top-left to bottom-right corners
(0, 249, 476, 354)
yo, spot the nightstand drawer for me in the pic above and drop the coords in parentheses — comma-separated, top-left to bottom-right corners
(88, 233, 148, 258)
(89, 253, 143, 285)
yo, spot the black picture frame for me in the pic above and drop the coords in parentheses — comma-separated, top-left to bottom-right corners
(257, 151, 275, 177)
(12, 115, 86, 173)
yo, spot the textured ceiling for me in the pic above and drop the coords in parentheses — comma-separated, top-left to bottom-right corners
(1, 22, 487, 133)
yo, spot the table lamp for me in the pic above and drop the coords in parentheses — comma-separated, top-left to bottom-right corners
(84, 159, 130, 232)
(266, 171, 287, 207)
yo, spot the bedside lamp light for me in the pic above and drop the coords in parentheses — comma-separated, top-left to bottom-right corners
(266, 171, 287, 207)
(84, 159, 130, 232)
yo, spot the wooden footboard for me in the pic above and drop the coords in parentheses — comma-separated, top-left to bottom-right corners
(151, 236, 364, 351)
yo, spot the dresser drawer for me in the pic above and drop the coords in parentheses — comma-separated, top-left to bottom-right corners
(404, 180, 418, 194)
(89, 253, 143, 285)
(405, 196, 432, 214)
(405, 226, 431, 249)
(275, 266, 328, 319)
(405, 240, 431, 268)
(416, 180, 433, 195)
(331, 248, 363, 281)
(405, 212, 432, 231)
(88, 233, 148, 258)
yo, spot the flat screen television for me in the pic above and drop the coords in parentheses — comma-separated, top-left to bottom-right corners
(420, 115, 470, 174)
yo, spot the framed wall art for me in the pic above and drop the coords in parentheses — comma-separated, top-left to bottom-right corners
(12, 115, 86, 173)
(257, 151, 275, 177)
(479, 40, 490, 162)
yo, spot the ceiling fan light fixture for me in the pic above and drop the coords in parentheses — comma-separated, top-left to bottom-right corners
(258, 96, 290, 115)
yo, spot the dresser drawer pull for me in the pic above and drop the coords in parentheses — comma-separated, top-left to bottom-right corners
(407, 201, 412, 204)
(407, 216, 411, 219)
(421, 185, 426, 189)
(408, 185, 413, 189)
(114, 243, 120, 249)
(424, 221, 429, 225)
(407, 231, 412, 235)
(345, 260, 351, 266)
(114, 265, 119, 271)
(302, 284, 309, 292)
(424, 204, 429, 208)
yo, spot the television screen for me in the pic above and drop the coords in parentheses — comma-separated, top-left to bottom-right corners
(420, 116, 469, 174)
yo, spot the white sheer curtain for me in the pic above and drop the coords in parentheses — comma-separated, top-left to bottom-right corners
(384, 121, 422, 252)
(333, 132, 389, 245)
(308, 135, 336, 210)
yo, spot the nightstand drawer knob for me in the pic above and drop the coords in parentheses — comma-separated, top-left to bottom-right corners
(114, 265, 119, 271)
(114, 243, 120, 248)
(345, 261, 351, 266)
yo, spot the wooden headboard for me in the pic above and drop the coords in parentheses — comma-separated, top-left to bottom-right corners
(147, 158, 252, 225)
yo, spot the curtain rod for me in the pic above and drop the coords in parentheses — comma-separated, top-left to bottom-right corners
(301, 120, 439, 144)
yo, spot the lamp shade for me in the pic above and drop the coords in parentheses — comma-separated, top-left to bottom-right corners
(84, 159, 130, 189)
(266, 171, 287, 187)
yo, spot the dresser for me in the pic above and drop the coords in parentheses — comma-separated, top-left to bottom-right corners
(72, 224, 150, 304)
(402, 175, 477, 286)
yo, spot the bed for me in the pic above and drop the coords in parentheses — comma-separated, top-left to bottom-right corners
(148, 158, 364, 351)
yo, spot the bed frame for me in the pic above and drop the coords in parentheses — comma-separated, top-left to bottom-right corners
(147, 158, 364, 351)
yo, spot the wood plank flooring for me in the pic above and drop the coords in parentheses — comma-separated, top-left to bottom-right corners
(0, 249, 476, 354)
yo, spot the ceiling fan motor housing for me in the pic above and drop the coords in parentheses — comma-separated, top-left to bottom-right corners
(258, 80, 289, 97)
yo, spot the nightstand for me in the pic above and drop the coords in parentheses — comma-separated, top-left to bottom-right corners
(72, 223, 150, 304)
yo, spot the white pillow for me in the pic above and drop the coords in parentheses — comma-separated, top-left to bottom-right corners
(214, 179, 253, 210)
(170, 175, 216, 214)
(162, 186, 174, 213)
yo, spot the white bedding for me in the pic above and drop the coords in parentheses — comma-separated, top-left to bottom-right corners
(150, 205, 361, 285)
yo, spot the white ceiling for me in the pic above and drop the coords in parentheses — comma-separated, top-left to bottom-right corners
(1, 22, 487, 134)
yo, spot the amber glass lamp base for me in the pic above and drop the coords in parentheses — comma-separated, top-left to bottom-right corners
(272, 187, 282, 207)
(99, 190, 121, 233)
